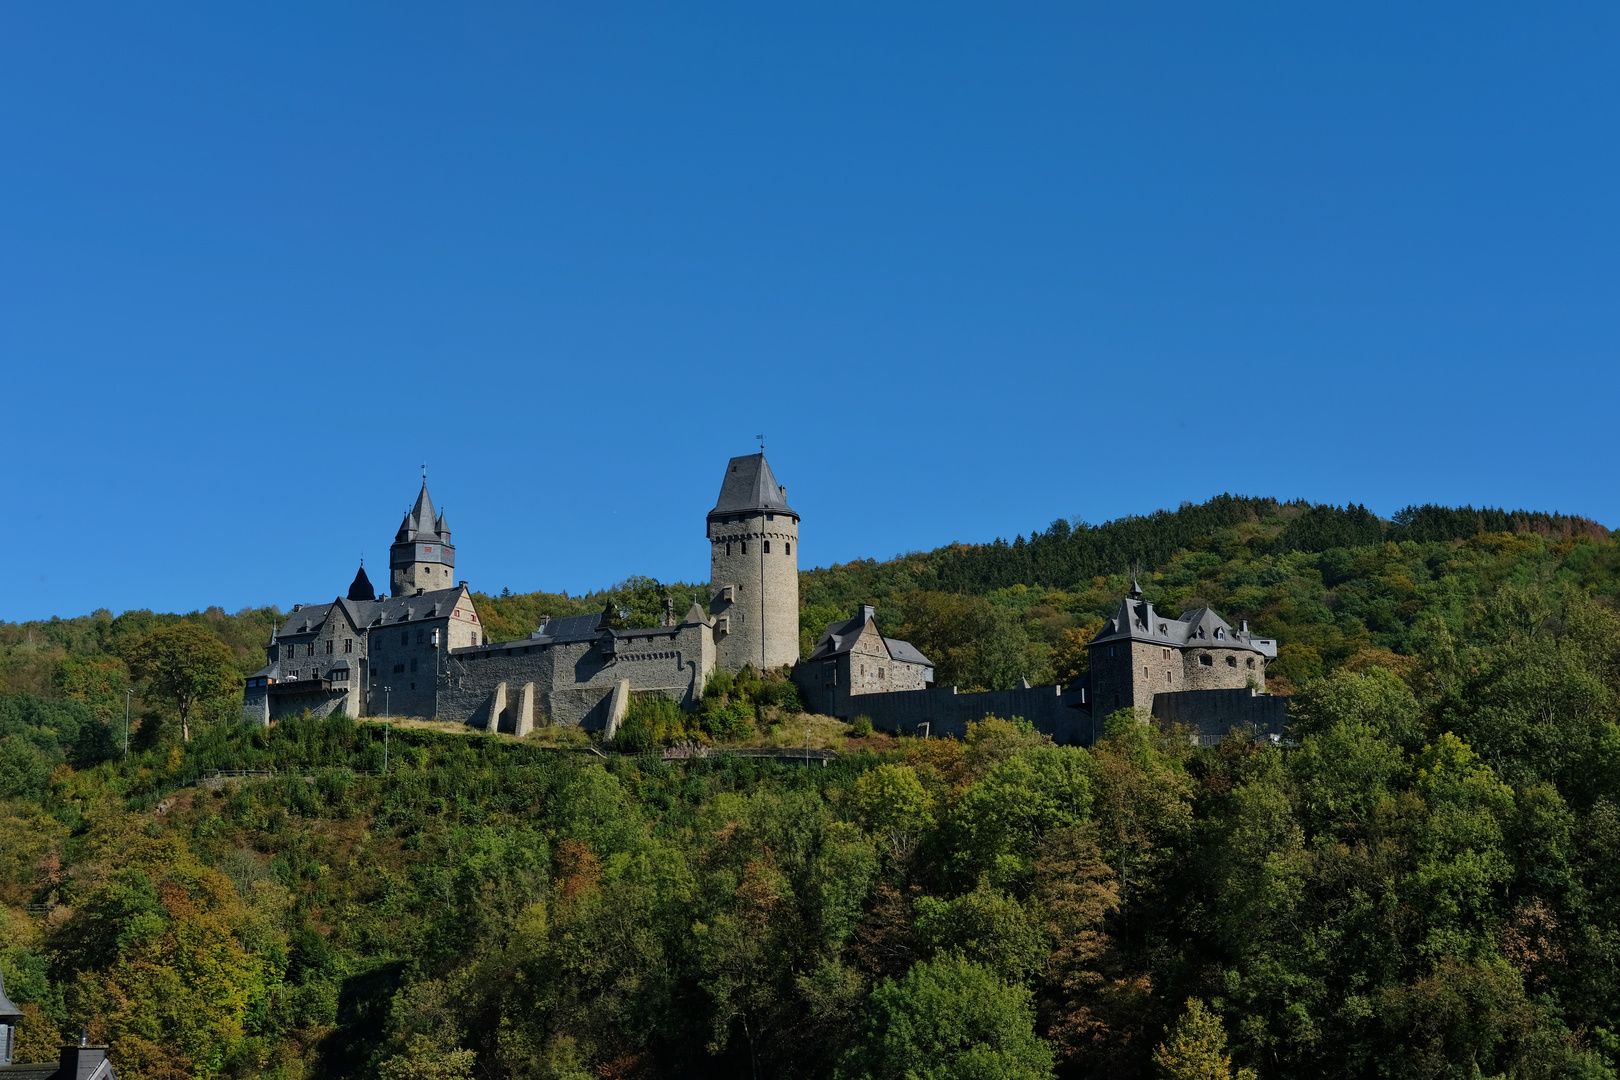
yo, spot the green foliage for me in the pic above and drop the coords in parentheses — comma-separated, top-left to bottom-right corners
(837, 955, 1055, 1080)
(2, 495, 1620, 1078)
(126, 621, 242, 742)
(1153, 998, 1256, 1080)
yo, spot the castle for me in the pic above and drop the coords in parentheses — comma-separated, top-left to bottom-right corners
(243, 454, 802, 733)
(244, 452, 1288, 745)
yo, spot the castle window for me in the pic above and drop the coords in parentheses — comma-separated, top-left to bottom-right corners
(1159, 623, 1167, 633)
(1216, 628, 1226, 640)
(1166, 671, 1172, 684)
(1199, 654, 1213, 666)
(726, 543, 731, 556)
(1162, 648, 1170, 660)
(1143, 666, 1148, 678)
(409, 659, 418, 672)
(345, 639, 353, 653)
(325, 640, 334, 654)
(394, 664, 404, 673)
(1226, 656, 1237, 667)
(879, 668, 885, 680)
(1108, 646, 1115, 658)
(287, 669, 298, 679)
(741, 542, 748, 555)
(1247, 658, 1255, 669)
(764, 541, 771, 554)
(334, 668, 348, 681)
(767, 513, 775, 521)
(785, 543, 791, 555)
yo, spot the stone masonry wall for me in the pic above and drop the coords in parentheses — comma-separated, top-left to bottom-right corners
(1151, 688, 1290, 744)
(1179, 647, 1266, 692)
(710, 511, 799, 674)
(1089, 640, 1181, 715)
(437, 622, 712, 730)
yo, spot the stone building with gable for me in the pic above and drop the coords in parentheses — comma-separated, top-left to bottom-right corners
(1086, 578, 1277, 715)
(798, 604, 934, 719)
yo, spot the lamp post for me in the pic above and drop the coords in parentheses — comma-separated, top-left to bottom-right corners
(381, 686, 392, 774)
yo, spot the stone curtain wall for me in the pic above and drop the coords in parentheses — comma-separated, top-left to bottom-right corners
(437, 623, 711, 730)
(825, 682, 1091, 745)
(710, 511, 799, 673)
(1151, 688, 1290, 744)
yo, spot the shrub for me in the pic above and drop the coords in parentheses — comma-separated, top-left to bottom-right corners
(849, 716, 873, 738)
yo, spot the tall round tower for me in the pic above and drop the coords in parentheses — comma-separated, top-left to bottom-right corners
(389, 482, 457, 596)
(708, 453, 799, 673)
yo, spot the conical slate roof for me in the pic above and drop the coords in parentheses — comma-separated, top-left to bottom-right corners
(347, 563, 376, 602)
(709, 454, 796, 521)
(396, 483, 442, 542)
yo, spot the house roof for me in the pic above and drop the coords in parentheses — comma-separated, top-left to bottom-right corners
(708, 454, 797, 522)
(276, 587, 472, 640)
(1089, 595, 1278, 657)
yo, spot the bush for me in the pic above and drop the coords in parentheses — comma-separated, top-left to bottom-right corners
(612, 694, 687, 752)
(849, 716, 873, 738)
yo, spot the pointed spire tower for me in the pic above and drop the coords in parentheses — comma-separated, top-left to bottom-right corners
(389, 479, 457, 597)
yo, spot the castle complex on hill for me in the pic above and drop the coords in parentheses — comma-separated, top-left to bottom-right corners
(244, 453, 1288, 744)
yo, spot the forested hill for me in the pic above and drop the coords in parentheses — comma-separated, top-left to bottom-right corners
(793, 496, 1616, 694)
(1, 496, 1619, 1079)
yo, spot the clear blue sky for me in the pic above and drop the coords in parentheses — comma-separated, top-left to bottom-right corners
(3, 2, 1616, 622)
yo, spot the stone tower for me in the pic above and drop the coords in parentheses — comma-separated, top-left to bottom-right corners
(389, 482, 457, 597)
(708, 453, 799, 673)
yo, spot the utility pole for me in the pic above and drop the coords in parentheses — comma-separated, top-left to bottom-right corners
(123, 689, 133, 756)
(805, 725, 811, 769)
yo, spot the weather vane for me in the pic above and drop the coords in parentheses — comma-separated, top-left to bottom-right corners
(757, 433, 765, 451)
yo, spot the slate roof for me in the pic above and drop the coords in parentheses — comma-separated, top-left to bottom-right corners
(528, 612, 610, 644)
(1090, 596, 1278, 657)
(709, 454, 797, 522)
(0, 966, 23, 1022)
(395, 482, 448, 544)
(347, 563, 376, 602)
(276, 587, 471, 640)
(0, 1065, 63, 1079)
(805, 607, 934, 669)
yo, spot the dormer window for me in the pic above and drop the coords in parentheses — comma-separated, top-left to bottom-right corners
(1215, 628, 1225, 640)
(1159, 623, 1167, 634)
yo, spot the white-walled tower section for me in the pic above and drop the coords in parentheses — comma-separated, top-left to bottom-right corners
(708, 453, 800, 673)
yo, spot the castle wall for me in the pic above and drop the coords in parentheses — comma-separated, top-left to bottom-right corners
(1151, 688, 1290, 744)
(821, 682, 1092, 745)
(1179, 648, 1266, 692)
(437, 622, 712, 731)
(709, 511, 799, 673)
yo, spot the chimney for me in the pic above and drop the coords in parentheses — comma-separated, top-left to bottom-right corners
(858, 605, 876, 623)
(58, 1040, 110, 1080)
